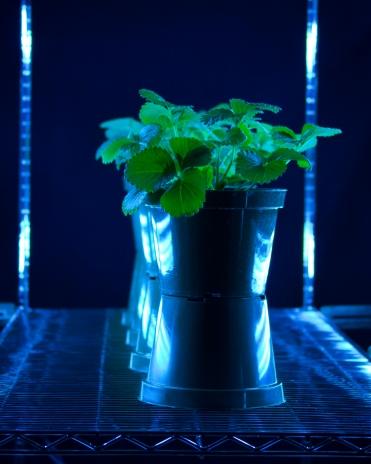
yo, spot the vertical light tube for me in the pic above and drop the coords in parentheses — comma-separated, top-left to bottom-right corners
(303, 0, 318, 308)
(18, 0, 32, 309)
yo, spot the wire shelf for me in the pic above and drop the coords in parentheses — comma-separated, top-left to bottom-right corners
(0, 308, 370, 457)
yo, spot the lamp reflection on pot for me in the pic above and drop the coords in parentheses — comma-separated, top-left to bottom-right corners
(139, 210, 154, 267)
(121, 210, 145, 330)
(145, 299, 171, 379)
(123, 205, 159, 348)
(151, 214, 174, 277)
(251, 230, 275, 295)
(129, 278, 161, 374)
(125, 274, 148, 347)
(254, 299, 272, 381)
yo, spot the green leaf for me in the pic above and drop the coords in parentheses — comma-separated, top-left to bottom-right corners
(139, 125, 161, 146)
(96, 137, 133, 164)
(272, 125, 298, 139)
(170, 137, 203, 157)
(212, 103, 231, 110)
(254, 102, 282, 114)
(172, 106, 198, 125)
(301, 123, 342, 138)
(254, 126, 277, 153)
(186, 125, 211, 141)
(269, 148, 311, 169)
(139, 103, 172, 128)
(201, 107, 234, 125)
(122, 188, 147, 215)
(212, 127, 228, 140)
(114, 144, 141, 167)
(230, 99, 282, 117)
(202, 165, 214, 188)
(182, 145, 212, 169)
(238, 122, 255, 145)
(100, 118, 142, 138)
(229, 98, 251, 115)
(160, 167, 212, 217)
(139, 89, 169, 107)
(126, 147, 175, 192)
(298, 124, 342, 151)
(169, 137, 211, 169)
(225, 127, 246, 145)
(236, 151, 288, 183)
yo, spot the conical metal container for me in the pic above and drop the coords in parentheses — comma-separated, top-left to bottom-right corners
(129, 277, 161, 373)
(121, 190, 145, 330)
(121, 253, 145, 329)
(124, 205, 158, 345)
(140, 189, 286, 409)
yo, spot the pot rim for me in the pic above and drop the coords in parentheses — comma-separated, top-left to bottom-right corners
(146, 187, 287, 211)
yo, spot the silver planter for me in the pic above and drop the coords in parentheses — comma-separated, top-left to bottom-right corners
(124, 206, 158, 347)
(121, 253, 145, 329)
(140, 189, 287, 409)
(129, 277, 161, 374)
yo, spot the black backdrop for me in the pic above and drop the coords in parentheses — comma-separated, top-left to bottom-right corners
(1, 0, 370, 308)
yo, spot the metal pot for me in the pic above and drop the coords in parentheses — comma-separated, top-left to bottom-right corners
(140, 188, 286, 409)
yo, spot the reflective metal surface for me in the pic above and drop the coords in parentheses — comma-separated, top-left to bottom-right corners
(141, 296, 284, 409)
(149, 189, 286, 298)
(129, 277, 161, 374)
(0, 308, 370, 441)
(124, 272, 147, 347)
(124, 206, 159, 349)
(142, 190, 286, 409)
(121, 254, 144, 329)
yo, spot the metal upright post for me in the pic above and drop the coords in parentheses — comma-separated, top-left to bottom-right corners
(303, 0, 319, 309)
(18, 0, 32, 310)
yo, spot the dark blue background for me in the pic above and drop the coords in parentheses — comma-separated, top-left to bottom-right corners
(1, 0, 370, 308)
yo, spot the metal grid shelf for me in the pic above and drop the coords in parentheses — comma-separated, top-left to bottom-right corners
(0, 308, 370, 457)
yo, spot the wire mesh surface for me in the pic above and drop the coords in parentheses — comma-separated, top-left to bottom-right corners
(0, 308, 370, 456)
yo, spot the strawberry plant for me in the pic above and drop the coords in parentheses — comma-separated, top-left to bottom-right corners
(96, 89, 341, 217)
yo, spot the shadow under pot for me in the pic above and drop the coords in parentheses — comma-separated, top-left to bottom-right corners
(140, 188, 287, 410)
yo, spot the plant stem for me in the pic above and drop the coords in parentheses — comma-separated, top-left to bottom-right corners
(219, 146, 236, 186)
(169, 150, 182, 178)
(169, 118, 182, 176)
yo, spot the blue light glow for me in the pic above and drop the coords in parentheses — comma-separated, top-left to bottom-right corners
(150, 300, 171, 378)
(21, 5, 32, 65)
(303, 0, 318, 308)
(254, 300, 272, 380)
(151, 213, 174, 276)
(141, 284, 151, 338)
(306, 20, 318, 77)
(139, 211, 152, 265)
(18, 1, 32, 310)
(303, 221, 315, 279)
(146, 310, 158, 351)
(294, 310, 371, 371)
(251, 231, 275, 294)
(136, 280, 148, 319)
(18, 215, 30, 275)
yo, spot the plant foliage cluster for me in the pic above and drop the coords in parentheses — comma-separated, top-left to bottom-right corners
(96, 89, 341, 217)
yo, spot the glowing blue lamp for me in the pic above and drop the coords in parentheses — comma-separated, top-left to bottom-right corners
(18, 0, 32, 310)
(303, 0, 319, 308)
